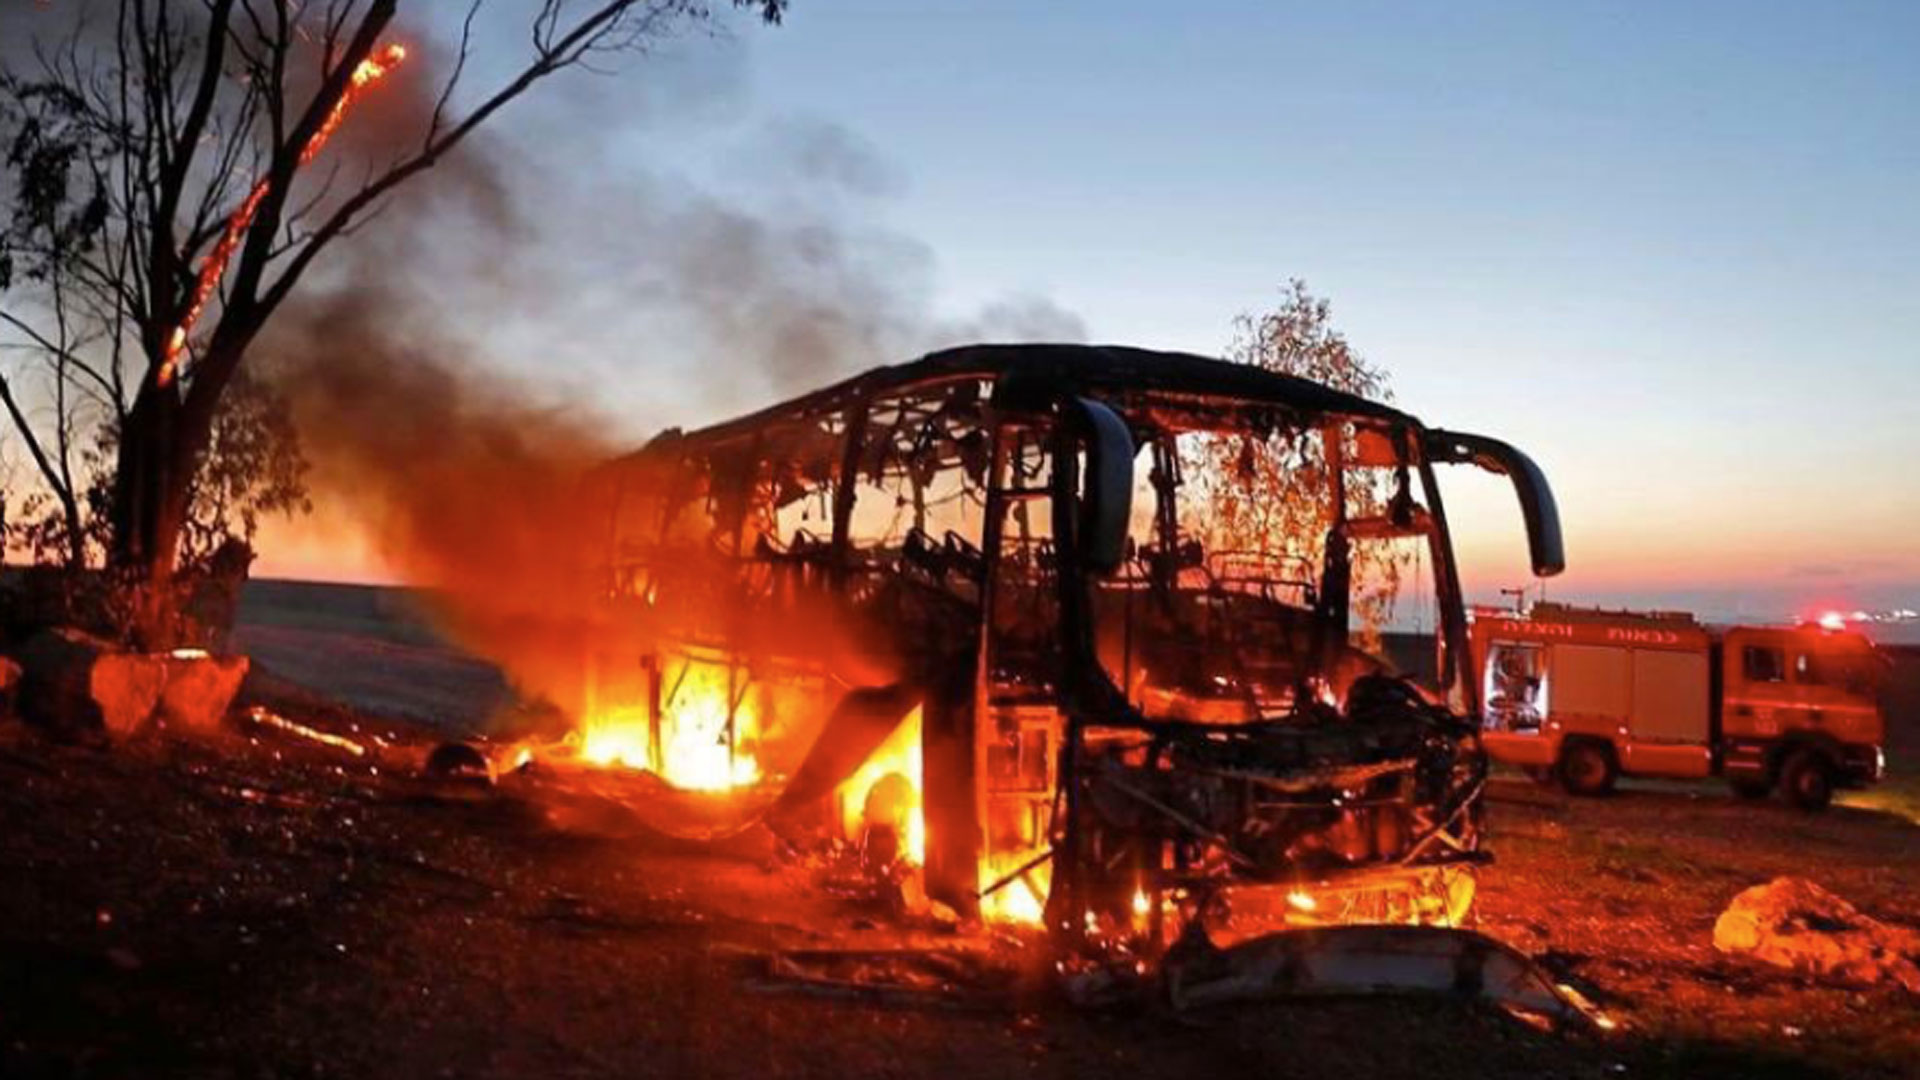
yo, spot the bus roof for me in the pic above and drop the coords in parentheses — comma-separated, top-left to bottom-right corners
(649, 343, 1412, 453)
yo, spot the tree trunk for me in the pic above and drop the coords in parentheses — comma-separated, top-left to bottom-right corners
(107, 329, 255, 647)
(107, 382, 191, 647)
(59, 489, 86, 572)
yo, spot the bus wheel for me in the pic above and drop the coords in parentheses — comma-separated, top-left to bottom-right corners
(1559, 741, 1618, 797)
(1781, 750, 1835, 812)
(1728, 776, 1773, 800)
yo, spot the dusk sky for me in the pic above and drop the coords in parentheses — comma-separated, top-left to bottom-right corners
(260, 0, 1920, 622)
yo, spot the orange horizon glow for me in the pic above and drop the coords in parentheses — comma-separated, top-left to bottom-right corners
(252, 501, 1918, 610)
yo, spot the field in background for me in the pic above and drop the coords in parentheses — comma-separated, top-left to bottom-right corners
(237, 581, 1920, 797)
(236, 578, 513, 732)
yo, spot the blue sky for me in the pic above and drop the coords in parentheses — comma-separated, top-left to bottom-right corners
(270, 1, 1920, 619)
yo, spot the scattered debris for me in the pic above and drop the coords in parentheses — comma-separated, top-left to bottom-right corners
(1713, 877, 1920, 992)
(750, 947, 1016, 1009)
(1163, 925, 1617, 1031)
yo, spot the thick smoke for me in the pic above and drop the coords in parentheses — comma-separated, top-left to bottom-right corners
(254, 23, 1085, 723)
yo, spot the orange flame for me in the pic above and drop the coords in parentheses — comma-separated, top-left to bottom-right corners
(160, 43, 408, 387)
(980, 854, 1049, 925)
(579, 659, 760, 792)
(835, 706, 925, 864)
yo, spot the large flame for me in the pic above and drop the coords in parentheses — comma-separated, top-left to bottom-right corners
(161, 43, 409, 386)
(579, 659, 760, 792)
(980, 852, 1049, 925)
(834, 706, 925, 864)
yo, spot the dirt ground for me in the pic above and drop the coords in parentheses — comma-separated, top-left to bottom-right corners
(3, 593, 1916, 1079)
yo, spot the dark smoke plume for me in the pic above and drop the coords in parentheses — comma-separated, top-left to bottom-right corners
(254, 29, 1085, 723)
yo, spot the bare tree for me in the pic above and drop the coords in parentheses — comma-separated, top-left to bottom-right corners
(0, 0, 785, 644)
(1194, 279, 1407, 644)
(0, 82, 118, 570)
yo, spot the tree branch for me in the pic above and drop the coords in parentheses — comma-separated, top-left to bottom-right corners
(256, 0, 669, 321)
(0, 355, 76, 506)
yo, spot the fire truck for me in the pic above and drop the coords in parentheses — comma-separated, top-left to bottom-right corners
(1470, 603, 1887, 809)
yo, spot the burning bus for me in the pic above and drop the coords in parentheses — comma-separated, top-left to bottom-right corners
(570, 344, 1564, 953)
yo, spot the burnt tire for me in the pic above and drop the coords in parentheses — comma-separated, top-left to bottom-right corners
(1781, 750, 1835, 812)
(1728, 775, 1774, 800)
(424, 741, 492, 783)
(1559, 741, 1618, 797)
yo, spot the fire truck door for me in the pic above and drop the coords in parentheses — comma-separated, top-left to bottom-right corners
(1623, 648, 1714, 778)
(1629, 649, 1710, 743)
(1550, 644, 1630, 731)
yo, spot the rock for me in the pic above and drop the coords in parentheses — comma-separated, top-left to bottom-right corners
(17, 628, 168, 738)
(156, 653, 250, 733)
(1713, 877, 1920, 992)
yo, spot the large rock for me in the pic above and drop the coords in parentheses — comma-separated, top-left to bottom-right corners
(17, 628, 169, 739)
(1714, 877, 1920, 992)
(157, 653, 250, 734)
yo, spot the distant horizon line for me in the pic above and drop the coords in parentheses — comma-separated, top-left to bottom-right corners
(240, 572, 1916, 622)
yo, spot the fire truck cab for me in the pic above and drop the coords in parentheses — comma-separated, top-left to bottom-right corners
(1471, 603, 1886, 809)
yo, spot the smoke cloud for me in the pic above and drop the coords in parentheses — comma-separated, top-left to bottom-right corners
(251, 20, 1085, 722)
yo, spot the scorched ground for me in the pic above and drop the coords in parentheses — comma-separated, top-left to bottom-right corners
(2, 647, 1918, 1079)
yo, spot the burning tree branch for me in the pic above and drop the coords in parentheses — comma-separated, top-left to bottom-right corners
(0, 0, 787, 644)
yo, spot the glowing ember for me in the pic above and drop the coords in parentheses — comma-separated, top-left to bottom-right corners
(579, 659, 760, 792)
(1287, 889, 1318, 913)
(836, 706, 925, 864)
(310, 44, 410, 152)
(160, 43, 408, 386)
(245, 705, 366, 757)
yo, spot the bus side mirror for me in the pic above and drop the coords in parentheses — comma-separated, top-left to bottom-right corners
(1426, 429, 1566, 578)
(1067, 397, 1135, 576)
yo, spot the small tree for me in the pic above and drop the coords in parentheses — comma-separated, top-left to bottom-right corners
(1195, 279, 1406, 645)
(0, 0, 786, 645)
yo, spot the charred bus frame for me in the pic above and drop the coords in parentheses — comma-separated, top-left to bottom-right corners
(590, 344, 1564, 950)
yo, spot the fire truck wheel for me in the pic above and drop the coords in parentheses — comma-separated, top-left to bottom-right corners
(1780, 750, 1835, 812)
(1728, 776, 1774, 800)
(1559, 741, 1618, 797)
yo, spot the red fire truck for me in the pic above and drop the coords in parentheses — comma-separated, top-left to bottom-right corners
(1469, 603, 1886, 809)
